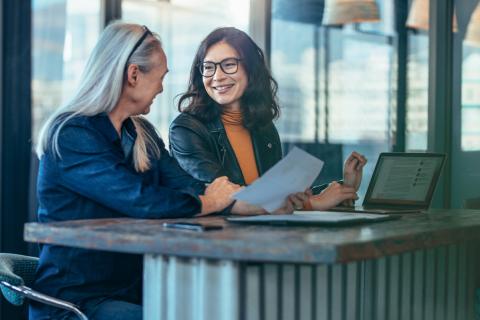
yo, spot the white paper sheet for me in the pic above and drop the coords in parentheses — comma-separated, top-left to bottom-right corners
(233, 147, 324, 212)
(227, 211, 394, 225)
(295, 211, 393, 220)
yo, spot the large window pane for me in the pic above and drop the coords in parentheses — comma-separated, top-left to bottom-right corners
(406, 32, 428, 151)
(327, 29, 393, 146)
(461, 45, 480, 151)
(32, 0, 101, 143)
(271, 21, 317, 142)
(123, 0, 250, 140)
(271, 0, 395, 200)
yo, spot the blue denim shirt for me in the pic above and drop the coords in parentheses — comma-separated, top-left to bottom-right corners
(30, 113, 205, 319)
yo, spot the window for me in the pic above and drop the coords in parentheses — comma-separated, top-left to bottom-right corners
(271, 0, 396, 199)
(32, 0, 101, 144)
(123, 0, 250, 140)
(406, 32, 428, 151)
(461, 44, 480, 151)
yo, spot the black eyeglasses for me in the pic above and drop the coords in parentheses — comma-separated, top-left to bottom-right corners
(125, 25, 152, 67)
(198, 57, 242, 77)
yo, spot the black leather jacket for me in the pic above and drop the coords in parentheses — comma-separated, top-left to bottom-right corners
(169, 113, 282, 185)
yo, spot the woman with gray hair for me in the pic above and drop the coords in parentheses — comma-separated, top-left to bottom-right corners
(30, 22, 240, 319)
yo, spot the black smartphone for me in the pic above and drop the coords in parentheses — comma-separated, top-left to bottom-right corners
(162, 222, 223, 232)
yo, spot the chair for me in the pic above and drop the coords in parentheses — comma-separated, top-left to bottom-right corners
(0, 253, 88, 320)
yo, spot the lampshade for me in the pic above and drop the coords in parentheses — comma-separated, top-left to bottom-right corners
(465, 4, 480, 46)
(322, 0, 380, 26)
(406, 0, 458, 31)
(406, 0, 428, 30)
(273, 0, 325, 25)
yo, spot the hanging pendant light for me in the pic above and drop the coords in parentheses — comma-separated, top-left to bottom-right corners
(406, 0, 458, 31)
(406, 0, 429, 30)
(322, 0, 380, 26)
(465, 4, 480, 46)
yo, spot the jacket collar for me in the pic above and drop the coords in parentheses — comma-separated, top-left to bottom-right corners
(94, 113, 137, 142)
(204, 114, 268, 184)
(94, 113, 137, 160)
(206, 116, 225, 133)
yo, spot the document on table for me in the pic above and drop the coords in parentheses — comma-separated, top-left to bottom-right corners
(227, 211, 399, 226)
(233, 147, 324, 212)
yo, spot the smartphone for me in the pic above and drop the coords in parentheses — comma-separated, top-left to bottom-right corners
(162, 222, 223, 232)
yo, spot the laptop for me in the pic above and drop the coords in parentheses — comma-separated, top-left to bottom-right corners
(330, 152, 446, 214)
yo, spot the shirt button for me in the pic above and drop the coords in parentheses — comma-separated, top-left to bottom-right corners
(267, 143, 272, 148)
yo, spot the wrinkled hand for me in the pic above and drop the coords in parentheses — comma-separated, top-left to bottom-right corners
(343, 151, 367, 191)
(309, 182, 358, 211)
(198, 176, 241, 215)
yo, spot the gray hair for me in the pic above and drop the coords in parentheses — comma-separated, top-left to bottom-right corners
(36, 21, 163, 172)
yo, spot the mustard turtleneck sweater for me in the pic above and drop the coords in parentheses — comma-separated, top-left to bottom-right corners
(221, 110, 259, 185)
(221, 110, 313, 210)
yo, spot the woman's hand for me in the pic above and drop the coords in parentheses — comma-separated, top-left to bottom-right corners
(232, 191, 311, 215)
(343, 151, 367, 191)
(270, 191, 311, 214)
(309, 182, 358, 211)
(270, 199, 294, 215)
(231, 201, 265, 215)
(198, 176, 241, 215)
(288, 191, 311, 211)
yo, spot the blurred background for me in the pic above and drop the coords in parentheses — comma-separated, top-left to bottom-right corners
(1, 0, 480, 317)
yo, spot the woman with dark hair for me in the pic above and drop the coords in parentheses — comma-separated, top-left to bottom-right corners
(170, 27, 366, 211)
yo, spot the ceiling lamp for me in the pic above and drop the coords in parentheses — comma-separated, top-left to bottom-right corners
(406, 0, 458, 31)
(322, 0, 380, 26)
(465, 4, 480, 46)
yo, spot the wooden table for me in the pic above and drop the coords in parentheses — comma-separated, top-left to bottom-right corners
(25, 209, 480, 320)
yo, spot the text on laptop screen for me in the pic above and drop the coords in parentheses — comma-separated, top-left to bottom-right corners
(368, 155, 444, 204)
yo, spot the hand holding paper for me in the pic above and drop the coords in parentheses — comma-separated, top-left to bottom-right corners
(233, 147, 324, 212)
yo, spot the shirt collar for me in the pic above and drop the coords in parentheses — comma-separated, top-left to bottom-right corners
(121, 121, 136, 161)
(93, 113, 137, 143)
(93, 113, 138, 161)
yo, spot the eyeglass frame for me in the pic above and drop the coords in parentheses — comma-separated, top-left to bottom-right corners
(198, 57, 243, 77)
(125, 25, 153, 71)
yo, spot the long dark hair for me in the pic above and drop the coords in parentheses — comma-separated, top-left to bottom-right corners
(178, 27, 280, 129)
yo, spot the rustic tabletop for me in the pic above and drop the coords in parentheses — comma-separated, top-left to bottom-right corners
(24, 209, 480, 264)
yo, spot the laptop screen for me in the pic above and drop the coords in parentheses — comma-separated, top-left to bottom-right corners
(363, 153, 445, 208)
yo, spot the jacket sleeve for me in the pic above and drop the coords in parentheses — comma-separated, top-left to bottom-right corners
(156, 147, 206, 194)
(270, 124, 283, 163)
(53, 122, 202, 219)
(169, 118, 228, 183)
(137, 116, 206, 193)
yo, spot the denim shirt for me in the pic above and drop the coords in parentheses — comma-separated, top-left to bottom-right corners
(30, 113, 205, 319)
